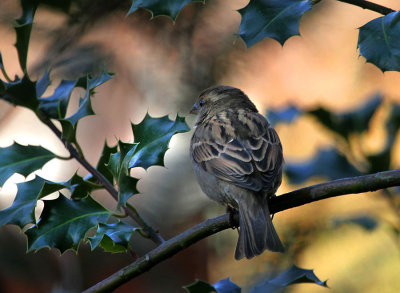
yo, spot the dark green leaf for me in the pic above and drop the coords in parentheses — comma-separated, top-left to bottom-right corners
(65, 90, 95, 126)
(0, 53, 11, 83)
(75, 68, 114, 90)
(39, 79, 77, 119)
(183, 279, 216, 293)
(15, 0, 39, 72)
(117, 174, 139, 208)
(358, 11, 400, 72)
(0, 143, 56, 187)
(213, 278, 241, 293)
(333, 215, 378, 231)
(285, 148, 361, 184)
(91, 141, 118, 184)
(107, 142, 139, 208)
(0, 176, 69, 228)
(26, 195, 110, 252)
(36, 71, 51, 98)
(128, 0, 205, 20)
(57, 70, 113, 142)
(252, 264, 327, 292)
(1, 75, 39, 110)
(67, 173, 96, 199)
(89, 221, 139, 252)
(238, 0, 313, 47)
(308, 93, 382, 141)
(129, 114, 190, 169)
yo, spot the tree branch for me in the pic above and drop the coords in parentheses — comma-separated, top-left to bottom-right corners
(336, 0, 395, 15)
(39, 114, 165, 245)
(83, 169, 400, 293)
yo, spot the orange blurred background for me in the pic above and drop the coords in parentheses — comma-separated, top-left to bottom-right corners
(1, 0, 400, 292)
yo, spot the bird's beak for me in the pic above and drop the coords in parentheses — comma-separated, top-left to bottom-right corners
(190, 102, 200, 114)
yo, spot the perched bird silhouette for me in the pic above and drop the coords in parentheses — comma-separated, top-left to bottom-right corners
(190, 85, 284, 260)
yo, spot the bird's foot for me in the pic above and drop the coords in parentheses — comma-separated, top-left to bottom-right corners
(226, 205, 238, 229)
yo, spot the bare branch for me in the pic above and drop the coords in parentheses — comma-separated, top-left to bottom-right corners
(83, 169, 400, 293)
(336, 0, 395, 15)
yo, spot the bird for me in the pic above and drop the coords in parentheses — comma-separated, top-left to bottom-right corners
(189, 85, 284, 260)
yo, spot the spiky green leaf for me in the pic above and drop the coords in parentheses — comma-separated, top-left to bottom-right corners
(238, 0, 313, 47)
(89, 221, 139, 252)
(39, 79, 77, 119)
(0, 176, 69, 228)
(14, 0, 39, 72)
(128, 0, 204, 20)
(107, 142, 139, 207)
(92, 141, 118, 184)
(358, 11, 400, 72)
(0, 75, 38, 110)
(0, 143, 56, 187)
(129, 114, 190, 169)
(26, 195, 110, 252)
(36, 71, 51, 98)
(57, 70, 113, 142)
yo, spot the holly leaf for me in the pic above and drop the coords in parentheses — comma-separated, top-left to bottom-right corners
(128, 0, 205, 21)
(0, 75, 39, 110)
(238, 0, 313, 47)
(14, 0, 39, 72)
(36, 71, 51, 98)
(89, 221, 139, 253)
(358, 11, 400, 72)
(26, 195, 110, 252)
(285, 148, 362, 184)
(107, 142, 139, 208)
(308, 93, 382, 141)
(67, 173, 97, 199)
(252, 264, 327, 292)
(91, 141, 118, 184)
(129, 114, 190, 169)
(57, 70, 113, 142)
(38, 79, 77, 119)
(0, 143, 57, 187)
(0, 176, 70, 228)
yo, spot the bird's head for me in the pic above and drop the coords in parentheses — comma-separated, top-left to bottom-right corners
(190, 85, 258, 125)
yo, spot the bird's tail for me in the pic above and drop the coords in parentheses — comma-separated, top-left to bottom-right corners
(235, 195, 284, 260)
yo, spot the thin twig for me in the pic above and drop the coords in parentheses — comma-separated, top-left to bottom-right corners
(39, 113, 165, 245)
(83, 169, 400, 293)
(337, 0, 395, 15)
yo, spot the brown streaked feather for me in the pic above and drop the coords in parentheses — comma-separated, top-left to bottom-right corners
(191, 110, 283, 193)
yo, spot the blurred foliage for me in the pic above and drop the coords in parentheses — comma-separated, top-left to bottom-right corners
(184, 265, 327, 293)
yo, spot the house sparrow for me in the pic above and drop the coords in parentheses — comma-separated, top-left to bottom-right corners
(190, 85, 284, 260)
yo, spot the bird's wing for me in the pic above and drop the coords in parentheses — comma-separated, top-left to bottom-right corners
(191, 111, 283, 192)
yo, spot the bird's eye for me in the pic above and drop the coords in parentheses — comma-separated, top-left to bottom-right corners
(199, 99, 205, 106)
